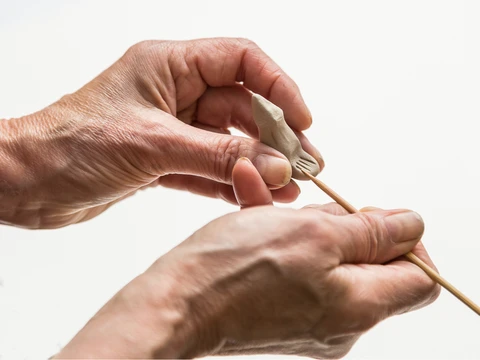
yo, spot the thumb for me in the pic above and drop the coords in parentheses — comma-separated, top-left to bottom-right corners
(166, 122, 292, 187)
(336, 209, 425, 264)
(232, 157, 273, 209)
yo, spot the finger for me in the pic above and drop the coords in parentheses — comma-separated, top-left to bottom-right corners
(164, 119, 292, 187)
(182, 38, 312, 131)
(157, 174, 237, 204)
(232, 158, 272, 209)
(195, 85, 324, 170)
(156, 174, 300, 204)
(334, 209, 425, 264)
(302, 202, 350, 216)
(388, 241, 441, 313)
(196, 85, 259, 137)
(192, 114, 296, 192)
(404, 241, 438, 273)
(272, 180, 301, 203)
(334, 246, 440, 325)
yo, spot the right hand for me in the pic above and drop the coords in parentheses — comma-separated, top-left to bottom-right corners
(55, 159, 440, 359)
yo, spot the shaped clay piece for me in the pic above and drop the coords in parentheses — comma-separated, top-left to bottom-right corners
(252, 94, 320, 180)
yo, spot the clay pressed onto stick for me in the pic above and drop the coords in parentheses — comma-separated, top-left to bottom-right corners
(252, 94, 320, 180)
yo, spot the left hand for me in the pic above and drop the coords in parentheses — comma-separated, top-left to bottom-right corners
(0, 38, 322, 229)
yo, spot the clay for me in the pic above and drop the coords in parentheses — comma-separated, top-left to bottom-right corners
(252, 94, 320, 180)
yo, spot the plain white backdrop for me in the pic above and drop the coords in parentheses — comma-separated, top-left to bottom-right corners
(0, 1, 479, 359)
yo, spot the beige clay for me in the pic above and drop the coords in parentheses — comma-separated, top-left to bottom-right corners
(252, 94, 320, 180)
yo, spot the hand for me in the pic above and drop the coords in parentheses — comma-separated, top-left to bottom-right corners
(0, 38, 322, 228)
(54, 160, 440, 359)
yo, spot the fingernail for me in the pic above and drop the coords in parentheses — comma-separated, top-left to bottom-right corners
(253, 155, 292, 187)
(238, 157, 252, 165)
(384, 211, 424, 243)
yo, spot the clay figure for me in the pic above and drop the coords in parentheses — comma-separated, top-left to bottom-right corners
(252, 94, 320, 180)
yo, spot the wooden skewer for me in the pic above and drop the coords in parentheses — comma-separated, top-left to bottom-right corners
(301, 170, 480, 316)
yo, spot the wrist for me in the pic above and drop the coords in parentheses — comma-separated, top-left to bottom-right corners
(0, 104, 77, 227)
(54, 271, 206, 359)
(0, 117, 33, 226)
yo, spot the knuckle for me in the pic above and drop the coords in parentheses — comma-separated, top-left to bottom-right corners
(212, 136, 243, 182)
(126, 40, 158, 56)
(302, 204, 323, 212)
(212, 38, 260, 61)
(418, 275, 441, 306)
(123, 40, 166, 66)
(315, 202, 349, 216)
(299, 211, 340, 254)
(300, 211, 328, 237)
(354, 213, 384, 263)
(235, 37, 258, 49)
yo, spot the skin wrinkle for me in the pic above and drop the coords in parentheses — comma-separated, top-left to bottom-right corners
(198, 38, 239, 87)
(341, 213, 381, 264)
(131, 73, 163, 111)
(22, 108, 156, 220)
(212, 135, 243, 184)
(176, 102, 197, 124)
(121, 43, 169, 113)
(172, 45, 206, 112)
(154, 42, 179, 115)
(215, 43, 231, 86)
(245, 51, 280, 97)
(115, 116, 169, 176)
(143, 79, 170, 113)
(235, 42, 250, 83)
(255, 60, 285, 103)
(0, 123, 25, 201)
(149, 45, 177, 114)
(359, 214, 381, 263)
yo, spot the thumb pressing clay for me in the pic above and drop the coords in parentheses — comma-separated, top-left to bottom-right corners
(252, 94, 320, 180)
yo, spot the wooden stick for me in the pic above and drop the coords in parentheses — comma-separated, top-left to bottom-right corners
(302, 170, 480, 316)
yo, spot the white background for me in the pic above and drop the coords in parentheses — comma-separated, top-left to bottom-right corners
(0, 1, 479, 359)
